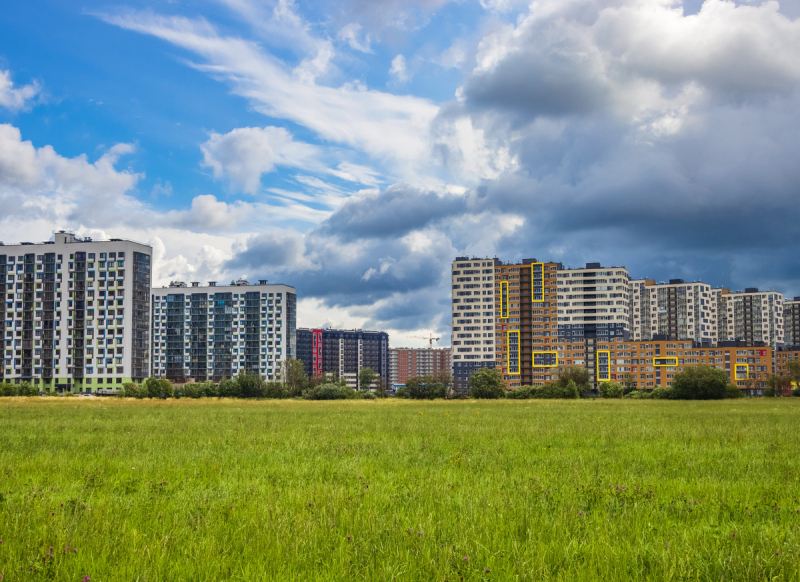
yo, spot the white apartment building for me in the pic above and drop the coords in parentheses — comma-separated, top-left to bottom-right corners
(719, 288, 784, 349)
(785, 297, 800, 347)
(450, 257, 496, 392)
(151, 280, 296, 382)
(1, 231, 152, 392)
(556, 262, 631, 341)
(629, 279, 717, 344)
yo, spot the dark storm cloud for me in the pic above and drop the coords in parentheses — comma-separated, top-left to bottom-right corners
(316, 183, 467, 241)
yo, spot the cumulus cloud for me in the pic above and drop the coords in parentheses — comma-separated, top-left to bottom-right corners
(389, 54, 409, 82)
(0, 70, 41, 112)
(200, 126, 324, 193)
(337, 23, 373, 52)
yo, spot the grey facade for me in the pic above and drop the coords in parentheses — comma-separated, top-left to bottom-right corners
(151, 280, 296, 382)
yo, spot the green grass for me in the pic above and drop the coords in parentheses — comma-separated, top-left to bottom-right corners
(0, 398, 799, 581)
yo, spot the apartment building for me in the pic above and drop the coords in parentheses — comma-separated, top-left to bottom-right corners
(630, 279, 717, 344)
(557, 263, 631, 341)
(784, 298, 800, 347)
(1, 231, 152, 392)
(718, 288, 784, 349)
(150, 280, 296, 382)
(450, 257, 497, 393)
(493, 259, 560, 389)
(389, 347, 450, 386)
(296, 328, 389, 389)
(594, 337, 772, 394)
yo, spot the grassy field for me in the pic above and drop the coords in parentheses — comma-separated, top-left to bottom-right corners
(0, 399, 799, 581)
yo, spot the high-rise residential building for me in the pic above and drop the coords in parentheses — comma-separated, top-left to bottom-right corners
(450, 257, 497, 393)
(150, 280, 296, 382)
(389, 347, 451, 386)
(557, 263, 631, 341)
(629, 279, 717, 344)
(296, 328, 389, 389)
(493, 259, 560, 389)
(1, 231, 152, 392)
(784, 297, 800, 347)
(718, 288, 784, 349)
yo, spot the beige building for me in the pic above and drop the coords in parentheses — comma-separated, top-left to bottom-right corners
(630, 279, 717, 344)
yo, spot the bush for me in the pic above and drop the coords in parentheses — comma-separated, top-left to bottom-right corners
(623, 390, 652, 399)
(0, 382, 18, 397)
(361, 391, 377, 400)
(197, 382, 218, 398)
(726, 384, 745, 399)
(403, 375, 447, 399)
(144, 377, 173, 399)
(218, 379, 242, 398)
(303, 383, 356, 400)
(468, 368, 505, 399)
(237, 372, 265, 399)
(598, 381, 623, 398)
(18, 382, 38, 397)
(532, 381, 579, 399)
(763, 387, 776, 397)
(263, 382, 289, 399)
(553, 366, 592, 393)
(119, 382, 144, 398)
(505, 385, 533, 399)
(651, 387, 672, 400)
(671, 365, 728, 400)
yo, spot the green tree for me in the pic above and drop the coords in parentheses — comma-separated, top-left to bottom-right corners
(787, 360, 800, 395)
(218, 378, 241, 398)
(598, 381, 623, 398)
(281, 358, 308, 397)
(358, 367, 377, 392)
(468, 367, 505, 399)
(554, 366, 591, 392)
(404, 375, 447, 399)
(671, 364, 728, 400)
(237, 371, 265, 398)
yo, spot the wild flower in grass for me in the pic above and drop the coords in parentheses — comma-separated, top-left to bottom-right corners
(82, 576, 91, 581)
(463, 557, 468, 561)
(347, 536, 351, 541)
(485, 569, 490, 573)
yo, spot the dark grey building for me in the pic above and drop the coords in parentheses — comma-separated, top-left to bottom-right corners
(296, 328, 389, 389)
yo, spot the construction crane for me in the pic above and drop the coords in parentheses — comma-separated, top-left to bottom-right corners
(407, 333, 441, 349)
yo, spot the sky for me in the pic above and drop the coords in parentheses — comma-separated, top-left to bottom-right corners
(1, 0, 800, 348)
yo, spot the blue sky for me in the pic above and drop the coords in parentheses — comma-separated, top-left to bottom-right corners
(2, 0, 800, 346)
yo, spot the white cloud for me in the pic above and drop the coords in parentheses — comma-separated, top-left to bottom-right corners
(327, 161, 383, 186)
(389, 54, 409, 82)
(98, 12, 439, 181)
(337, 22, 373, 53)
(0, 70, 40, 112)
(200, 126, 324, 193)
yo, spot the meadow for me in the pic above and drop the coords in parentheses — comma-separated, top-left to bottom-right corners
(0, 398, 798, 581)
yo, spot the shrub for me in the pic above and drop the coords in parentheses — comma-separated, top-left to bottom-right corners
(505, 385, 533, 399)
(468, 368, 505, 399)
(303, 383, 356, 400)
(120, 382, 144, 398)
(144, 377, 173, 399)
(623, 390, 652, 399)
(181, 383, 201, 399)
(218, 379, 242, 398)
(263, 382, 289, 399)
(598, 381, 623, 398)
(18, 382, 38, 397)
(404, 375, 447, 399)
(361, 391, 377, 400)
(553, 366, 592, 393)
(532, 381, 579, 399)
(651, 387, 672, 400)
(198, 382, 218, 398)
(237, 372, 265, 399)
(763, 387, 776, 397)
(671, 365, 728, 400)
(726, 384, 745, 399)
(0, 382, 18, 397)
